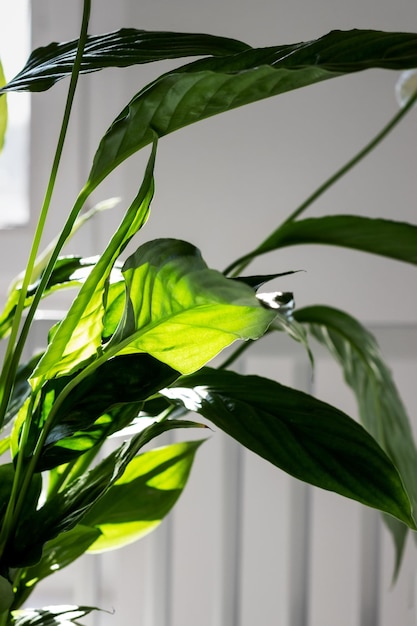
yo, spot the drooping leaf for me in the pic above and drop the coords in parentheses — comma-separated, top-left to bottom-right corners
(11, 606, 99, 626)
(32, 139, 157, 383)
(108, 238, 277, 374)
(243, 215, 417, 267)
(85, 30, 417, 186)
(8, 418, 203, 567)
(82, 440, 203, 552)
(294, 305, 417, 577)
(162, 368, 416, 528)
(0, 61, 7, 151)
(2, 29, 250, 93)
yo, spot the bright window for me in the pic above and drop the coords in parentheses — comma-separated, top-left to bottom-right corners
(0, 0, 30, 227)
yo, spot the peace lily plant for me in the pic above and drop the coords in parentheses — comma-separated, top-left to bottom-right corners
(0, 2, 416, 623)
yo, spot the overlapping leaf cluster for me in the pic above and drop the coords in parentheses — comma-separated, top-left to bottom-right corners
(0, 12, 416, 626)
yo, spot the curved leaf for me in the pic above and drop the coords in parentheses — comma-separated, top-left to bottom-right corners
(2, 29, 250, 93)
(109, 238, 276, 374)
(294, 305, 417, 576)
(249, 215, 417, 266)
(162, 368, 416, 528)
(82, 440, 203, 552)
(35, 354, 179, 471)
(9, 418, 202, 567)
(87, 30, 417, 185)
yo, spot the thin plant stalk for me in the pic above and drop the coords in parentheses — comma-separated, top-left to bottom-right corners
(0, 0, 92, 570)
(224, 88, 417, 277)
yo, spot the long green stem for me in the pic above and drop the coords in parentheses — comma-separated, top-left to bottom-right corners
(0, 0, 92, 563)
(0, 0, 92, 430)
(224, 88, 417, 277)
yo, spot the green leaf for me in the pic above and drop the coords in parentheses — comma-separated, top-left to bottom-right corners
(86, 30, 417, 186)
(8, 418, 202, 567)
(0, 61, 7, 151)
(36, 354, 179, 471)
(109, 238, 276, 374)
(2, 29, 250, 93)
(233, 271, 301, 291)
(4, 354, 42, 427)
(82, 440, 203, 552)
(162, 368, 416, 528)
(294, 305, 417, 576)
(15, 525, 101, 600)
(249, 215, 417, 266)
(32, 140, 157, 383)
(0, 199, 119, 340)
(11, 606, 99, 626)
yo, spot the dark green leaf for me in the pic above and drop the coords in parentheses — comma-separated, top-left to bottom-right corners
(4, 354, 43, 427)
(2, 29, 250, 93)
(82, 440, 203, 552)
(14, 525, 101, 603)
(108, 238, 276, 374)
(8, 418, 202, 567)
(163, 368, 416, 528)
(294, 305, 417, 577)
(232, 271, 301, 290)
(250, 215, 417, 266)
(36, 354, 179, 471)
(87, 30, 417, 185)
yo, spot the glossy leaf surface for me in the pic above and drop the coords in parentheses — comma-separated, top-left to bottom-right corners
(110, 239, 276, 374)
(0, 257, 100, 341)
(83, 440, 203, 552)
(2, 29, 250, 92)
(86, 30, 417, 185)
(35, 354, 179, 471)
(295, 305, 417, 575)
(249, 215, 417, 266)
(15, 525, 101, 600)
(32, 141, 157, 383)
(163, 368, 416, 527)
(8, 419, 202, 567)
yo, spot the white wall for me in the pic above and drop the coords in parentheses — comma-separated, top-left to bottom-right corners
(7, 0, 417, 623)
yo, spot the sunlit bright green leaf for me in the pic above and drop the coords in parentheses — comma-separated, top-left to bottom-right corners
(294, 305, 417, 577)
(35, 354, 179, 471)
(109, 239, 276, 374)
(163, 368, 416, 528)
(82, 440, 203, 552)
(32, 140, 157, 383)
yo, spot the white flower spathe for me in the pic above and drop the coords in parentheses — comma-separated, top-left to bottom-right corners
(396, 69, 417, 108)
